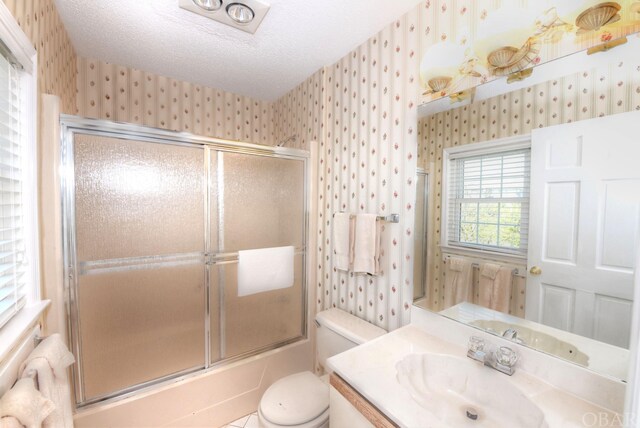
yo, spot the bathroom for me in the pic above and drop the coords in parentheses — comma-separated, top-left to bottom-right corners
(0, 0, 639, 426)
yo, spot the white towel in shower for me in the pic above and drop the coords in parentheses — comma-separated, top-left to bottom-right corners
(333, 213, 354, 271)
(0, 378, 55, 428)
(18, 334, 75, 428)
(479, 263, 513, 314)
(352, 214, 382, 275)
(443, 256, 473, 308)
(237, 246, 294, 297)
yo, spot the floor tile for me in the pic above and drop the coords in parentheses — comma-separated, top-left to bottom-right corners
(227, 414, 250, 427)
(244, 414, 260, 428)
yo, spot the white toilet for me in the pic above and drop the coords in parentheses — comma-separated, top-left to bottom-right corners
(258, 308, 387, 428)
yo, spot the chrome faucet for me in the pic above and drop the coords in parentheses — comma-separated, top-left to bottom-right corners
(502, 328, 518, 340)
(467, 336, 518, 376)
(502, 328, 525, 345)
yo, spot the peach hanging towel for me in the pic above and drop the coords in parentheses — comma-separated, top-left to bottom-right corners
(479, 263, 513, 313)
(443, 257, 473, 309)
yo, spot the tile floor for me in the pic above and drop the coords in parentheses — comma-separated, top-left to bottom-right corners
(222, 412, 259, 428)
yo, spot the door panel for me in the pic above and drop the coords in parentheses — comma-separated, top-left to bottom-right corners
(528, 110, 640, 348)
(543, 182, 580, 263)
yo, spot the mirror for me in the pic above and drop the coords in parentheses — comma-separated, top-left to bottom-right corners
(413, 32, 640, 381)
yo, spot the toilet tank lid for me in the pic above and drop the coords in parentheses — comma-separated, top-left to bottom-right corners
(316, 308, 386, 344)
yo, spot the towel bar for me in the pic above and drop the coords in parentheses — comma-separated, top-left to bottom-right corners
(332, 212, 400, 224)
(33, 335, 47, 347)
(443, 256, 526, 279)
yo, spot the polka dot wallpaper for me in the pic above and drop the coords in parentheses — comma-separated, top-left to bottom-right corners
(3, 0, 77, 114)
(76, 57, 274, 146)
(273, 9, 422, 331)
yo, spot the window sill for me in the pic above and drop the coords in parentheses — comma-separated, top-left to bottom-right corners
(0, 300, 50, 363)
(440, 245, 527, 267)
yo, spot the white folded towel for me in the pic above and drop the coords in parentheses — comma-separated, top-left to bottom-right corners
(0, 378, 55, 428)
(333, 213, 354, 271)
(21, 359, 72, 428)
(19, 334, 75, 380)
(237, 246, 294, 297)
(18, 334, 75, 428)
(352, 214, 381, 275)
(0, 416, 24, 428)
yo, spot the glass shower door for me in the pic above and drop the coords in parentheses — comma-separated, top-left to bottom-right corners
(72, 134, 206, 402)
(209, 151, 306, 362)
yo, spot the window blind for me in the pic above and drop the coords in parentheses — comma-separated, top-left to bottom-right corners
(447, 148, 531, 256)
(0, 49, 26, 328)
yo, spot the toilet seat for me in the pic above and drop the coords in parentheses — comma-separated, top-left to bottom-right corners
(258, 371, 329, 428)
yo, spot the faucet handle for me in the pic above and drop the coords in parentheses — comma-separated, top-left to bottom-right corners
(496, 346, 518, 367)
(468, 336, 485, 353)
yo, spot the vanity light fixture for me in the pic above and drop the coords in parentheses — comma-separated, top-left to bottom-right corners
(178, 0, 270, 34)
(419, 1, 639, 98)
(556, 0, 622, 34)
(226, 3, 255, 25)
(474, 7, 540, 76)
(420, 42, 468, 95)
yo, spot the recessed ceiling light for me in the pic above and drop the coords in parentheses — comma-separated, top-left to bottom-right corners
(192, 0, 222, 12)
(179, 0, 269, 34)
(226, 3, 255, 24)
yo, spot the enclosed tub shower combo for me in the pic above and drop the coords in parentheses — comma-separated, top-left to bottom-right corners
(60, 117, 309, 406)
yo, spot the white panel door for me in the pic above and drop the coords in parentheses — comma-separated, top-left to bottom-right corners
(527, 110, 640, 348)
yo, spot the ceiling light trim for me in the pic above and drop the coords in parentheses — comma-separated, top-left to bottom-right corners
(192, 0, 222, 12)
(226, 3, 255, 25)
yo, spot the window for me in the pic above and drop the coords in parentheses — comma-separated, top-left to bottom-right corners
(0, 5, 38, 334)
(444, 141, 530, 257)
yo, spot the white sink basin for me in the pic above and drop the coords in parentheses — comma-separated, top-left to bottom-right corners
(470, 320, 589, 366)
(396, 353, 548, 427)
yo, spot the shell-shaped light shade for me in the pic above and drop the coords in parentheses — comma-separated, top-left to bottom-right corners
(555, 0, 621, 25)
(419, 41, 467, 85)
(474, 7, 537, 62)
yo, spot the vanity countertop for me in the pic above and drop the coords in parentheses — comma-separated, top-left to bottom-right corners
(326, 325, 622, 428)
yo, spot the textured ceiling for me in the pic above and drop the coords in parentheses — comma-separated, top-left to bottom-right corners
(54, 0, 421, 101)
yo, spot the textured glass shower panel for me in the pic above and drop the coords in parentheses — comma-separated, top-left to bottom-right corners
(72, 134, 206, 401)
(215, 152, 305, 252)
(74, 134, 205, 261)
(210, 254, 304, 361)
(77, 264, 205, 400)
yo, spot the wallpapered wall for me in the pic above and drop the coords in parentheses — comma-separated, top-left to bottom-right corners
(2, 0, 77, 114)
(76, 58, 274, 146)
(272, 0, 640, 330)
(272, 69, 324, 150)
(419, 54, 640, 311)
(273, 8, 423, 331)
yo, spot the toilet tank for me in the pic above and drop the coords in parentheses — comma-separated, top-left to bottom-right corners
(315, 308, 386, 372)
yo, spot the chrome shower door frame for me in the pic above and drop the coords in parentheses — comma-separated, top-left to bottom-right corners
(60, 116, 310, 407)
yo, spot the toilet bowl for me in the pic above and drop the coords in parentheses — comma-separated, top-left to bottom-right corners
(258, 309, 386, 428)
(258, 372, 330, 428)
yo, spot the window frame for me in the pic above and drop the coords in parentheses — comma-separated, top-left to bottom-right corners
(441, 135, 531, 262)
(0, 0, 43, 359)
